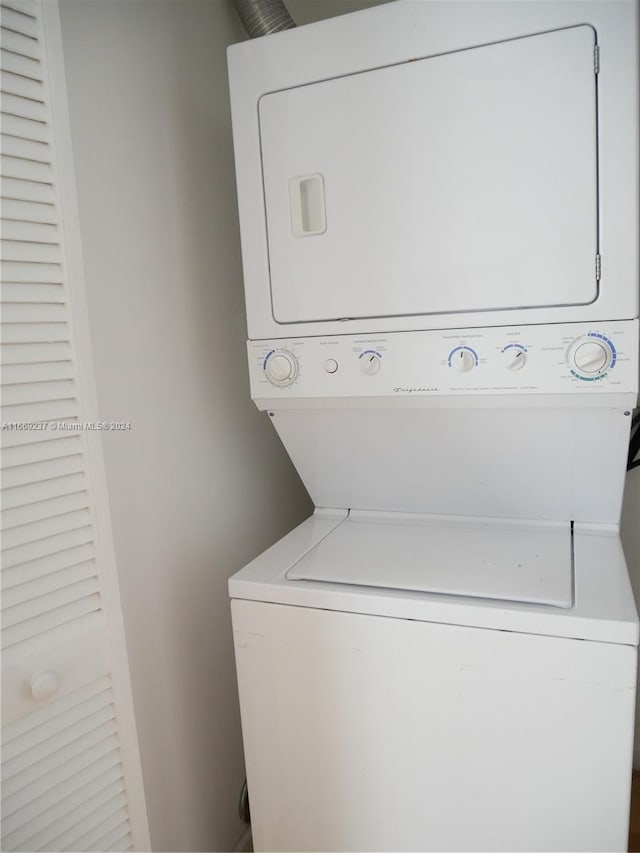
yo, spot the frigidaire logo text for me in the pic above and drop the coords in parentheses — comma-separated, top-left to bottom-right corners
(393, 387, 439, 393)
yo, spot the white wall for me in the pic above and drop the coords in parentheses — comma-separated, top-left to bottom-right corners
(58, 1, 312, 850)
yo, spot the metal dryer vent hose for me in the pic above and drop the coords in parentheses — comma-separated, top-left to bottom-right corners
(233, 0, 296, 38)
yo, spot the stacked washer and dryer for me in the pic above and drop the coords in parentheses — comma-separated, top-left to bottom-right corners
(226, 1, 639, 850)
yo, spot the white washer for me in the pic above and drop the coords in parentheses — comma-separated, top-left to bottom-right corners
(231, 511, 637, 852)
(230, 321, 639, 851)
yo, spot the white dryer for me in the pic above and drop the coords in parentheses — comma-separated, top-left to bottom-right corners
(226, 1, 640, 850)
(228, 0, 638, 340)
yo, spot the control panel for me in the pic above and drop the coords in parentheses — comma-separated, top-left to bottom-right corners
(249, 321, 638, 399)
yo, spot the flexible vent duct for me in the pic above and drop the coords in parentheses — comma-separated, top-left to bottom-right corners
(234, 0, 295, 37)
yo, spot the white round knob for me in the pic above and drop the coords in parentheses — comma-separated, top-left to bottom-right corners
(573, 341, 609, 374)
(267, 354, 293, 382)
(30, 670, 59, 701)
(324, 358, 338, 374)
(451, 349, 475, 373)
(265, 351, 298, 386)
(501, 347, 527, 371)
(360, 353, 381, 375)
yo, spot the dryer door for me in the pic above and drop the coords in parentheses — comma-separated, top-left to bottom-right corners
(259, 25, 598, 324)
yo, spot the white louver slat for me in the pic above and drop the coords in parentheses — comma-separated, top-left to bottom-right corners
(3, 760, 124, 838)
(2, 541, 94, 585)
(3, 219, 59, 242)
(2, 322, 71, 342)
(3, 726, 121, 802)
(0, 178, 56, 204)
(3, 592, 100, 647)
(3, 376, 75, 404)
(2, 433, 83, 464)
(1, 677, 134, 853)
(0, 46, 42, 79)
(2, 238, 62, 262)
(0, 91, 47, 121)
(1, 67, 45, 100)
(1, 1, 149, 849)
(3, 737, 119, 809)
(3, 573, 99, 624)
(79, 818, 133, 853)
(2, 471, 86, 509)
(2, 135, 50, 164)
(2, 677, 114, 783)
(0, 151, 53, 184)
(3, 453, 85, 488)
(0, 27, 41, 60)
(2, 490, 89, 529)
(1, 341, 72, 363)
(2, 282, 66, 302)
(0, 4, 39, 37)
(3, 359, 74, 383)
(2, 0, 37, 13)
(3, 559, 98, 606)
(1, 195, 57, 220)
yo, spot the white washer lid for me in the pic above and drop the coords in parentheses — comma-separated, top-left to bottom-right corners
(287, 513, 572, 608)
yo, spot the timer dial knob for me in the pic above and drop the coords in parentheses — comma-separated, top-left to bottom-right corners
(567, 334, 616, 380)
(573, 341, 609, 374)
(451, 349, 475, 373)
(265, 350, 298, 386)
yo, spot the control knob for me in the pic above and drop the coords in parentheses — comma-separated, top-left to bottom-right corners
(264, 350, 298, 386)
(360, 353, 381, 375)
(450, 349, 476, 373)
(501, 347, 527, 371)
(572, 342, 609, 374)
(567, 334, 615, 379)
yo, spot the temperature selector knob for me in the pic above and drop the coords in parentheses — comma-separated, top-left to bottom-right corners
(360, 352, 381, 375)
(264, 350, 299, 387)
(567, 334, 616, 380)
(449, 347, 477, 373)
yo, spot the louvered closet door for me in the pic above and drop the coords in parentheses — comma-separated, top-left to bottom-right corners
(1, 1, 150, 850)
